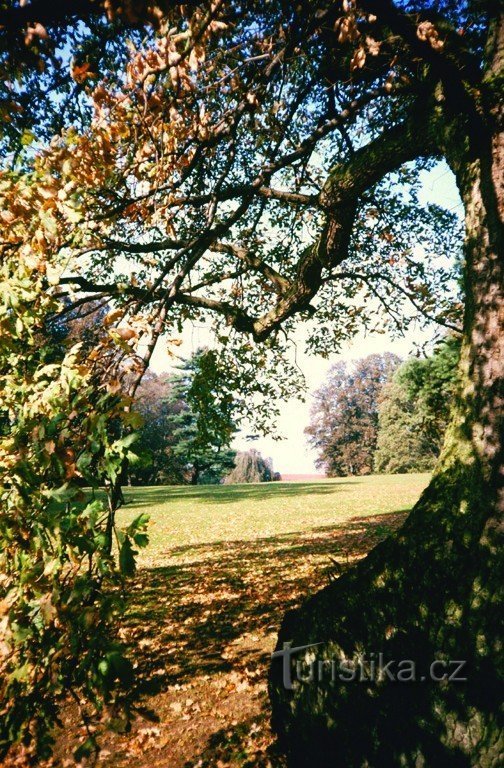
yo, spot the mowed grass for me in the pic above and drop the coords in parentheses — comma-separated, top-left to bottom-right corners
(54, 474, 431, 768)
(118, 473, 430, 567)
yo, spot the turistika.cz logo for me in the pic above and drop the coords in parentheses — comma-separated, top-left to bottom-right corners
(271, 641, 467, 690)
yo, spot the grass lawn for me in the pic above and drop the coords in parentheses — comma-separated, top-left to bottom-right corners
(120, 473, 429, 567)
(54, 474, 429, 768)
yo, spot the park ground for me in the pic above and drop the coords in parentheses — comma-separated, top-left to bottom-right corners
(52, 473, 430, 767)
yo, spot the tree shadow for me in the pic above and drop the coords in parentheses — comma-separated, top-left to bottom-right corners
(49, 508, 411, 768)
(181, 710, 287, 768)
(123, 480, 356, 507)
(125, 510, 408, 697)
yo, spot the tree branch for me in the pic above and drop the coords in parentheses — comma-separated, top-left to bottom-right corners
(205, 99, 439, 342)
(209, 242, 292, 294)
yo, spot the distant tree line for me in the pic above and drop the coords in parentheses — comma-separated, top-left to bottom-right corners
(306, 339, 460, 477)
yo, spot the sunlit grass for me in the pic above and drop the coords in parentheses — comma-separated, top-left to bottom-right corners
(55, 473, 431, 766)
(118, 473, 430, 567)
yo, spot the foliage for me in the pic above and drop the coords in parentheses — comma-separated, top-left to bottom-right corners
(179, 348, 237, 483)
(374, 336, 461, 473)
(0, 181, 148, 762)
(128, 370, 180, 485)
(0, 0, 464, 366)
(223, 449, 279, 484)
(305, 353, 400, 476)
(133, 349, 237, 485)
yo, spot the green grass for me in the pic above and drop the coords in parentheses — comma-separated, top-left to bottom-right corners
(118, 473, 430, 566)
(54, 473, 431, 766)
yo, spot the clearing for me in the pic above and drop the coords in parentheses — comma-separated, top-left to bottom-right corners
(53, 473, 429, 767)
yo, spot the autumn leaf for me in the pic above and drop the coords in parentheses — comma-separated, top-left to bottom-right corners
(350, 47, 366, 71)
(71, 61, 96, 83)
(115, 326, 137, 341)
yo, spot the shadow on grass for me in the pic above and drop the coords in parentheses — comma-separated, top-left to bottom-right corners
(125, 509, 409, 698)
(123, 480, 357, 508)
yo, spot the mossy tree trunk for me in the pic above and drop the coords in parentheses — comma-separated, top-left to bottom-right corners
(269, 17, 503, 768)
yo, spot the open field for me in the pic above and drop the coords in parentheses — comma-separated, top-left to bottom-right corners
(54, 474, 430, 767)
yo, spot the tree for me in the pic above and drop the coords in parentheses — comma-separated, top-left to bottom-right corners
(375, 336, 461, 474)
(306, 353, 400, 476)
(128, 370, 181, 484)
(0, 267, 148, 763)
(163, 349, 237, 484)
(132, 351, 237, 485)
(373, 374, 437, 474)
(0, 2, 502, 765)
(223, 449, 278, 484)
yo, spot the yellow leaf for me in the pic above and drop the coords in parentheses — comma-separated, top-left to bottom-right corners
(103, 308, 123, 326)
(350, 47, 366, 71)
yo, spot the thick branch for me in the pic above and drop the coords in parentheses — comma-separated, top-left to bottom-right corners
(168, 103, 438, 342)
(245, 100, 438, 341)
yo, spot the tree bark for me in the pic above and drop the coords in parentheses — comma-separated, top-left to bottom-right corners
(269, 21, 503, 768)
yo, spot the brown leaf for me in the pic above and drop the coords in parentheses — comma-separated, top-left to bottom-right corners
(115, 326, 137, 341)
(350, 47, 366, 71)
(72, 61, 96, 84)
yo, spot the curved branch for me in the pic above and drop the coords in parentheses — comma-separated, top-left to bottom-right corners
(180, 98, 439, 342)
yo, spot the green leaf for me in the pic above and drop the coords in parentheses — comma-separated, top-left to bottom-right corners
(74, 737, 97, 762)
(98, 650, 134, 687)
(133, 532, 149, 548)
(9, 662, 32, 682)
(46, 483, 76, 503)
(127, 512, 149, 534)
(20, 129, 36, 146)
(115, 433, 138, 450)
(119, 537, 136, 576)
(98, 659, 109, 676)
(108, 650, 134, 686)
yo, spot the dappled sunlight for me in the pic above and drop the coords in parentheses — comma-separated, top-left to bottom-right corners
(50, 478, 422, 768)
(119, 475, 430, 560)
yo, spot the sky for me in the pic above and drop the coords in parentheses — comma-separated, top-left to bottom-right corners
(149, 162, 463, 475)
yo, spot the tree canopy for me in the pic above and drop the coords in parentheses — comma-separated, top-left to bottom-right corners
(374, 335, 460, 473)
(306, 352, 400, 476)
(162, 349, 237, 484)
(223, 448, 279, 483)
(1, 0, 466, 378)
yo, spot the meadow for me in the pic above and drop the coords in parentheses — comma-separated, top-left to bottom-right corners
(55, 474, 430, 767)
(119, 473, 429, 567)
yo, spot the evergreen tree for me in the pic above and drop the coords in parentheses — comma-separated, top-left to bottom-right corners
(165, 349, 237, 485)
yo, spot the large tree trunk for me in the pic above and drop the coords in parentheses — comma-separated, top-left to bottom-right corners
(269, 45, 503, 768)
